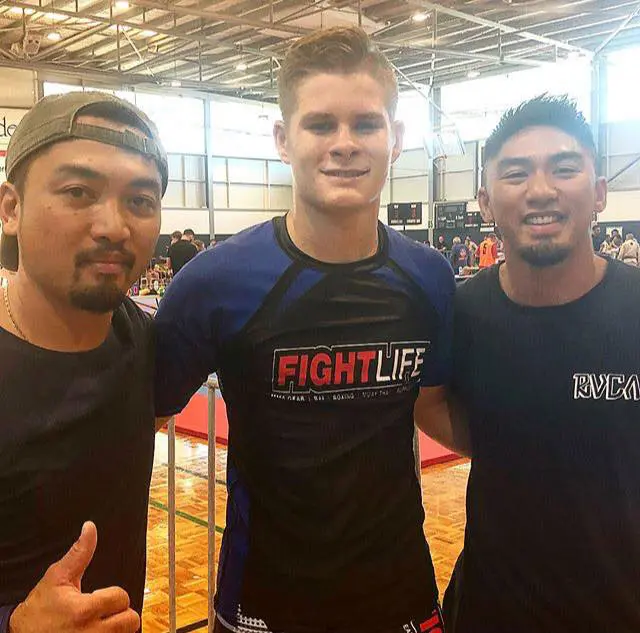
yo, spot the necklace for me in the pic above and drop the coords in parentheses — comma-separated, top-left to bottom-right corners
(3, 285, 28, 341)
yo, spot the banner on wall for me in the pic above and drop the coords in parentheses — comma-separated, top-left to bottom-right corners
(0, 108, 28, 181)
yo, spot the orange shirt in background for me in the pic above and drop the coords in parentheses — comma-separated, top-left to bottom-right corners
(478, 239, 498, 268)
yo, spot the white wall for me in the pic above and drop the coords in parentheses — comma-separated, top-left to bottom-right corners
(213, 210, 284, 234)
(601, 191, 640, 223)
(0, 69, 37, 108)
(160, 209, 210, 235)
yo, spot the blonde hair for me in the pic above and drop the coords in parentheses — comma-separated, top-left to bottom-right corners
(278, 26, 398, 122)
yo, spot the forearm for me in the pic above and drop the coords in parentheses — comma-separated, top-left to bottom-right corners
(155, 416, 171, 432)
(414, 388, 472, 457)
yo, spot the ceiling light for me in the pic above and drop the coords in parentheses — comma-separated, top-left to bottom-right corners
(115, 0, 130, 8)
(140, 29, 156, 37)
(10, 5, 34, 14)
(412, 12, 429, 23)
(236, 62, 248, 71)
(467, 70, 480, 79)
(170, 80, 181, 87)
(108, 23, 130, 32)
(44, 12, 65, 20)
(47, 30, 62, 41)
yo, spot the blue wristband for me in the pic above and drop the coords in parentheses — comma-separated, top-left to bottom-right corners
(0, 605, 18, 633)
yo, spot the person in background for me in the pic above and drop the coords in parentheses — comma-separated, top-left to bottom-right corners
(617, 233, 640, 266)
(193, 239, 205, 253)
(591, 223, 604, 252)
(450, 236, 469, 272)
(599, 234, 612, 256)
(477, 232, 498, 268)
(610, 234, 623, 259)
(0, 92, 166, 633)
(464, 236, 478, 266)
(610, 228, 621, 242)
(154, 25, 460, 633)
(208, 239, 217, 249)
(436, 234, 448, 254)
(169, 230, 182, 247)
(167, 228, 197, 276)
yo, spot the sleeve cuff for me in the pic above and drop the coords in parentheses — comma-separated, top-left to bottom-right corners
(0, 605, 18, 633)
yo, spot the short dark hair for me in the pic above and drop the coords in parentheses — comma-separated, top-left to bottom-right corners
(183, 228, 195, 237)
(483, 95, 596, 166)
(171, 230, 182, 240)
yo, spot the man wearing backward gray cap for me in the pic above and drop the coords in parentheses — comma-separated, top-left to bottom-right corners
(0, 92, 167, 633)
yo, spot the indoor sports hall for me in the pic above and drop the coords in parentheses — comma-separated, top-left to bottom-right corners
(1, 1, 640, 632)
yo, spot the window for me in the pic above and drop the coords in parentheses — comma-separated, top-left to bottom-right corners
(441, 60, 592, 141)
(606, 47, 640, 122)
(42, 82, 206, 154)
(210, 98, 281, 159)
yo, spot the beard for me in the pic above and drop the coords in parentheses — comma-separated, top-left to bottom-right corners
(68, 245, 136, 313)
(69, 279, 128, 313)
(518, 240, 572, 268)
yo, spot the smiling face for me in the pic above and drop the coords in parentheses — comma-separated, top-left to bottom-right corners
(479, 125, 607, 268)
(0, 115, 162, 313)
(274, 71, 403, 217)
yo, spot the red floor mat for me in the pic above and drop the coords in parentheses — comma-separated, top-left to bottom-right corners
(174, 394, 458, 467)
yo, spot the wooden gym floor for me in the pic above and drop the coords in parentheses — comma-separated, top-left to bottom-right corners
(143, 432, 470, 633)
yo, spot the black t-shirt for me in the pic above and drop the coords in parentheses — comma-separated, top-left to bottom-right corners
(154, 216, 455, 633)
(168, 240, 198, 275)
(592, 233, 605, 252)
(0, 299, 155, 618)
(450, 260, 640, 632)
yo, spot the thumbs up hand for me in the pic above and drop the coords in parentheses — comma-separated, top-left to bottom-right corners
(9, 522, 140, 633)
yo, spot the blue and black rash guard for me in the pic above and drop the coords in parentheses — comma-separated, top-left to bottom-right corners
(155, 216, 455, 633)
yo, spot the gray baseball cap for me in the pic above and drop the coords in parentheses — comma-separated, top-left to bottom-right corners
(1, 91, 168, 271)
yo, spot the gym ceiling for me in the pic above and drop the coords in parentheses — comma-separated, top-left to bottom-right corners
(0, 0, 639, 100)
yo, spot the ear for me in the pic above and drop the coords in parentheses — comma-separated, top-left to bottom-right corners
(0, 182, 20, 238)
(594, 176, 607, 217)
(477, 186, 494, 224)
(273, 121, 291, 165)
(390, 120, 404, 164)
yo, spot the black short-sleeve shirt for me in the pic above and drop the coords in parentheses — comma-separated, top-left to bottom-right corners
(0, 299, 155, 618)
(450, 260, 640, 632)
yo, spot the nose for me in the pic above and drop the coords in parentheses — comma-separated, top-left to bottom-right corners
(526, 170, 558, 206)
(90, 198, 131, 244)
(329, 124, 360, 160)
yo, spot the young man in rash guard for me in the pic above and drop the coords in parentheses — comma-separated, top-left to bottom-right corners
(444, 95, 640, 633)
(155, 26, 464, 633)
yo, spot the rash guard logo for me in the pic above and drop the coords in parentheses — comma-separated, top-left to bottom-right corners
(272, 341, 428, 400)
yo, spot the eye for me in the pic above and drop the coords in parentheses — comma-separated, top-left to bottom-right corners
(355, 120, 382, 133)
(554, 165, 580, 177)
(129, 196, 158, 215)
(503, 170, 527, 181)
(63, 186, 95, 203)
(307, 121, 334, 134)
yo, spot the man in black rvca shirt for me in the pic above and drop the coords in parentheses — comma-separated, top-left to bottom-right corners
(0, 92, 167, 633)
(444, 96, 640, 632)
